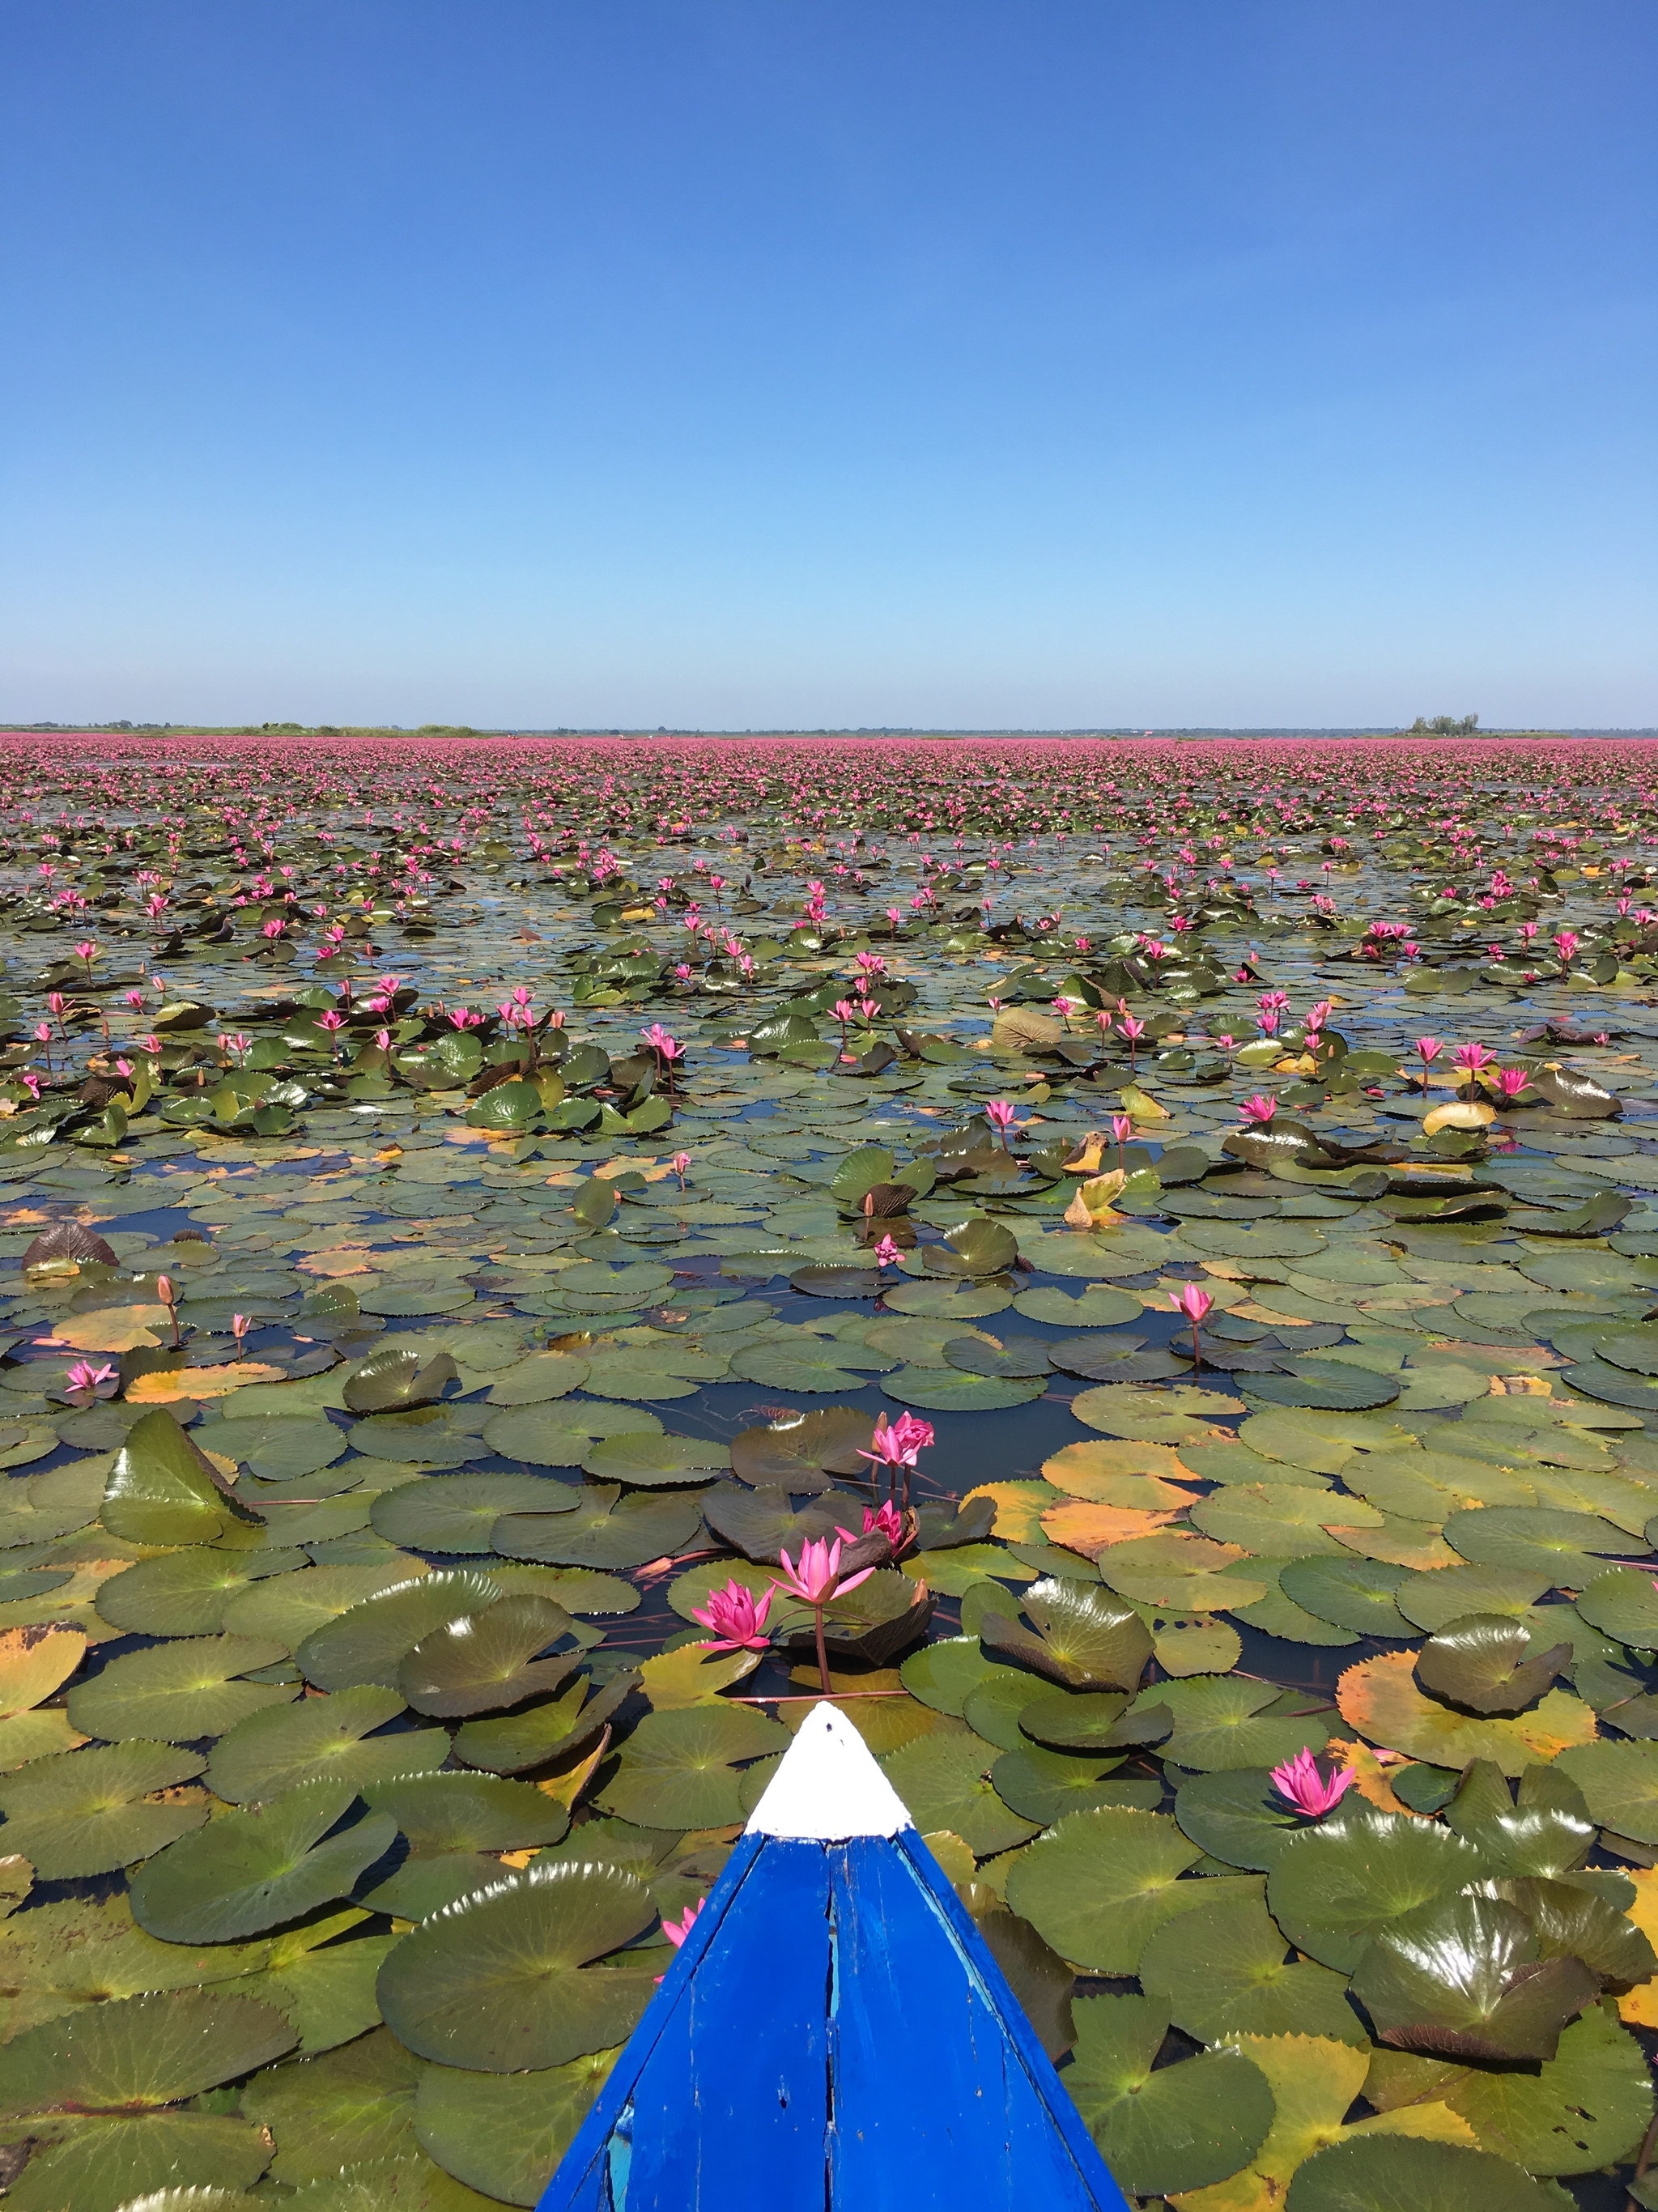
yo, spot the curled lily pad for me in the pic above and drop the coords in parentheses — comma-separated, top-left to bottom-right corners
(205, 1684, 448, 1802)
(222, 1560, 434, 1652)
(398, 1595, 579, 1716)
(67, 1634, 294, 1743)
(374, 1860, 658, 2069)
(0, 1739, 208, 1877)
(1415, 1614, 1571, 1714)
(295, 1571, 501, 1691)
(100, 1406, 264, 1547)
(449, 1665, 634, 1776)
(1350, 1890, 1598, 2061)
(128, 1777, 398, 1941)
(978, 1578, 1153, 1692)
(1338, 1650, 1598, 1776)
(342, 1346, 460, 1414)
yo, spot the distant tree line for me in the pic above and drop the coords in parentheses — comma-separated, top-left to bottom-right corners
(1405, 713, 1481, 736)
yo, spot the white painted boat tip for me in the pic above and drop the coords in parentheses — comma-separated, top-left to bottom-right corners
(745, 1699, 915, 1840)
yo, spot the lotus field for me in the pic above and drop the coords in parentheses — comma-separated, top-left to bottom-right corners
(7, 730, 1658, 2211)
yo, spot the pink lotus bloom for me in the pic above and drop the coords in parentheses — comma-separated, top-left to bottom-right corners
(984, 1099, 1018, 1146)
(1110, 1114, 1134, 1146)
(837, 1500, 905, 1547)
(671, 1151, 691, 1189)
(872, 1233, 903, 1269)
(318, 1010, 346, 1033)
(640, 1023, 683, 1062)
(1171, 1284, 1213, 1325)
(1414, 1036, 1443, 1064)
(775, 1536, 874, 1607)
(653, 1895, 705, 1981)
(1116, 1014, 1146, 1041)
(1452, 1042, 1496, 1074)
(1554, 930, 1579, 963)
(1239, 1094, 1277, 1124)
(1490, 1066, 1530, 1100)
(231, 1313, 251, 1351)
(691, 1577, 774, 1652)
(1270, 1747, 1357, 1819)
(62, 1359, 118, 1406)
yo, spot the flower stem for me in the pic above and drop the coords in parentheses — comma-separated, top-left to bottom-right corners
(814, 1606, 831, 1696)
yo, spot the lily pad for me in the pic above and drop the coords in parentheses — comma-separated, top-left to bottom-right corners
(373, 1860, 658, 2069)
(370, 1474, 576, 1554)
(128, 1777, 398, 1941)
(492, 1485, 703, 1570)
(206, 1684, 448, 1802)
(978, 1578, 1153, 1692)
(399, 1595, 579, 1716)
(1266, 1806, 1490, 1971)
(67, 1633, 295, 1742)
(411, 2050, 617, 2207)
(0, 1739, 209, 1877)
(295, 1571, 501, 1691)
(596, 1703, 789, 1827)
(1061, 1992, 1275, 2194)
(1139, 1885, 1367, 2044)
(1004, 1805, 1210, 1973)
(1415, 1614, 1571, 1715)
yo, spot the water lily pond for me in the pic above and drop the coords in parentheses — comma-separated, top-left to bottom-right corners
(4, 732, 1658, 2210)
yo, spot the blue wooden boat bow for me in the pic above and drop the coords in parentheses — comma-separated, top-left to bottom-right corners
(537, 1703, 1133, 2211)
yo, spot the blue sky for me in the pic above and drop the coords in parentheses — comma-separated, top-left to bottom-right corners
(2, 2, 1653, 729)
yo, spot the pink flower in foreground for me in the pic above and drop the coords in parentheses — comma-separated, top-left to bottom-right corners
(984, 1099, 1018, 1144)
(1490, 1066, 1530, 1101)
(1452, 1041, 1496, 1074)
(775, 1536, 874, 1608)
(1239, 1094, 1277, 1124)
(690, 1577, 773, 1653)
(1270, 1746, 1357, 1819)
(1171, 1284, 1213, 1325)
(872, 1233, 903, 1269)
(662, 1898, 704, 1949)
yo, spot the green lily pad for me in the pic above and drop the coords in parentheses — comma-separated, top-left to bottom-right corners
(1138, 1885, 1367, 2044)
(399, 1595, 579, 1716)
(207, 1414, 350, 1480)
(1433, 2003, 1652, 2176)
(989, 1743, 1146, 1823)
(878, 1364, 1046, 1410)
(342, 1345, 462, 1414)
(240, 2025, 422, 2184)
(1061, 1992, 1275, 2194)
(348, 1407, 487, 1468)
(1278, 1557, 1411, 1635)
(1286, 2136, 1581, 2210)
(1394, 1563, 1551, 1632)
(881, 1279, 1013, 1319)
(1266, 1806, 1486, 1972)
(295, 1571, 501, 1691)
(491, 1485, 703, 1570)
(206, 1685, 448, 1802)
(449, 1668, 634, 1776)
(1070, 1381, 1244, 1444)
(1173, 1766, 1307, 1870)
(1415, 1614, 1572, 1715)
(373, 1860, 658, 2069)
(0, 1739, 208, 1877)
(1444, 1505, 1627, 1583)
(1013, 1285, 1143, 1328)
(978, 1578, 1153, 1692)
(128, 1777, 398, 1941)
(1350, 1889, 1597, 2063)
(100, 1406, 264, 1547)
(596, 1703, 789, 1827)
(0, 1985, 297, 2113)
(1243, 1359, 1402, 1411)
(67, 1633, 295, 1743)
(94, 1546, 300, 1638)
(222, 1560, 434, 1651)
(1554, 1739, 1658, 1843)
(482, 1404, 665, 1466)
(1158, 1675, 1335, 1771)
(411, 2050, 617, 2207)
(878, 1731, 1040, 1856)
(1004, 1805, 1210, 1973)
(485, 1351, 593, 1406)
(1575, 1564, 1658, 1648)
(581, 1432, 729, 1485)
(364, 1771, 571, 1853)
(370, 1474, 576, 1554)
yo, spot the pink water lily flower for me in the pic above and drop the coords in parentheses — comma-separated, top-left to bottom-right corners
(1239, 1094, 1277, 1124)
(1270, 1746, 1357, 1818)
(690, 1577, 773, 1653)
(62, 1360, 118, 1407)
(837, 1500, 905, 1548)
(775, 1537, 874, 1609)
(872, 1233, 903, 1269)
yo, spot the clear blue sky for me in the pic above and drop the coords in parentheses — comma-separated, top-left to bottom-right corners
(2, 2, 1653, 730)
